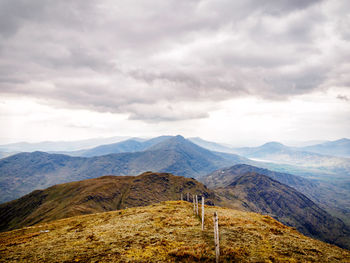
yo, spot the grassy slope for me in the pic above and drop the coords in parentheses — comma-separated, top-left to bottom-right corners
(0, 172, 217, 232)
(0, 201, 349, 262)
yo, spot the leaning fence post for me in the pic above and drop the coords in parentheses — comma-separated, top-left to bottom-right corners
(213, 212, 220, 263)
(201, 197, 205, 230)
(196, 195, 199, 216)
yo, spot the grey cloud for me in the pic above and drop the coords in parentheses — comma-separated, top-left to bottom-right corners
(0, 0, 349, 122)
(337, 95, 349, 101)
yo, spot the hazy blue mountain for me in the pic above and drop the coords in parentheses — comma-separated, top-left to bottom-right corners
(0, 136, 130, 152)
(233, 141, 292, 157)
(78, 139, 145, 157)
(0, 135, 248, 203)
(57, 136, 173, 157)
(215, 172, 350, 249)
(188, 137, 236, 153)
(232, 141, 350, 186)
(301, 138, 350, 158)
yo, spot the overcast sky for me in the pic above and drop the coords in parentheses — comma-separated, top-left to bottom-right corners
(0, 0, 349, 146)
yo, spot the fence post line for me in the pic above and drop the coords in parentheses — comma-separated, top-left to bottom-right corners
(201, 197, 205, 230)
(213, 212, 220, 263)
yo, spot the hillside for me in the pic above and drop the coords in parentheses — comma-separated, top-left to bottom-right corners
(2, 169, 350, 250)
(202, 164, 350, 225)
(0, 135, 248, 203)
(215, 172, 350, 250)
(202, 164, 317, 190)
(0, 172, 217, 232)
(0, 201, 349, 262)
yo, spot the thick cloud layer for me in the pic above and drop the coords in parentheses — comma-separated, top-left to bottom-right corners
(0, 0, 349, 121)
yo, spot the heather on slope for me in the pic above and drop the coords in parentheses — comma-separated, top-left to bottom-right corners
(0, 201, 349, 262)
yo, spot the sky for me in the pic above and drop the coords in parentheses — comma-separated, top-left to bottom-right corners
(0, 0, 350, 146)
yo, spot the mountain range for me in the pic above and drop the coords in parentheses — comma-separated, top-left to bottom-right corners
(1, 134, 350, 250)
(0, 135, 248, 203)
(0, 136, 130, 153)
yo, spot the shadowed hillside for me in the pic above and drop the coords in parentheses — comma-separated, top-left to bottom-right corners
(0, 172, 217, 232)
(0, 201, 349, 262)
(202, 164, 350, 225)
(215, 172, 350, 249)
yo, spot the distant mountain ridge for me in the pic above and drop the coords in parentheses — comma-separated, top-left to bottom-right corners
(0, 136, 130, 152)
(231, 141, 350, 187)
(0, 135, 248, 203)
(302, 138, 350, 158)
(59, 136, 173, 157)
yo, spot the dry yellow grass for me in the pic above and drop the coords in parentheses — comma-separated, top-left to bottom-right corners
(0, 201, 349, 262)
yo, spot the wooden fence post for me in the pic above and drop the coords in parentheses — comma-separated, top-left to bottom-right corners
(196, 195, 199, 216)
(193, 194, 196, 213)
(181, 193, 183, 201)
(187, 193, 189, 202)
(213, 212, 220, 263)
(201, 197, 205, 230)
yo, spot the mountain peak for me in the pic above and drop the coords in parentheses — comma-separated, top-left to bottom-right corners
(261, 141, 285, 148)
(174, 134, 185, 140)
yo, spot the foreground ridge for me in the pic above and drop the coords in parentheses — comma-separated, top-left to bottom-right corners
(0, 201, 349, 262)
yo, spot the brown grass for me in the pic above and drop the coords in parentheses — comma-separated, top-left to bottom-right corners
(0, 201, 349, 262)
